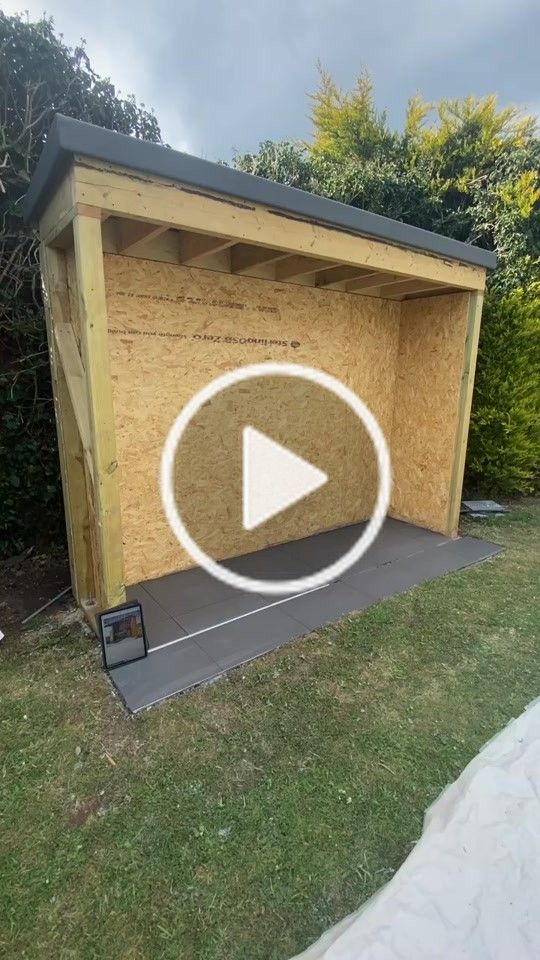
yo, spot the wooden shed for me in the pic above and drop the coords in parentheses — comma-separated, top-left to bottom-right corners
(25, 115, 495, 630)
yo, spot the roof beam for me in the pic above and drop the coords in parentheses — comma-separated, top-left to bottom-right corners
(381, 279, 448, 298)
(401, 287, 457, 301)
(316, 265, 375, 288)
(275, 255, 338, 281)
(346, 272, 402, 292)
(230, 243, 290, 274)
(178, 231, 235, 264)
(116, 219, 169, 254)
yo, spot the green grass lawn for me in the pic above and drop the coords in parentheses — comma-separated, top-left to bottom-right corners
(1, 502, 539, 960)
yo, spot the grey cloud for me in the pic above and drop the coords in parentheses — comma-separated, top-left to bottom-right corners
(3, 0, 539, 158)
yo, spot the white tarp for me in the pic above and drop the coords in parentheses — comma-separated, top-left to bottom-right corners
(292, 699, 540, 960)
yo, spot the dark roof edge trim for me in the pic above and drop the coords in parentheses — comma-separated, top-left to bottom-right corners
(25, 114, 497, 271)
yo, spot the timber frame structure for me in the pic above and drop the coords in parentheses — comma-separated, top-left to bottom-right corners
(26, 115, 495, 627)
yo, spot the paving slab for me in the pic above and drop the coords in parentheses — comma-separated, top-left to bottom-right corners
(284, 581, 366, 631)
(341, 536, 501, 598)
(109, 522, 502, 712)
(195, 605, 304, 672)
(142, 566, 238, 618)
(110, 637, 221, 713)
(125, 585, 186, 649)
(175, 591, 271, 636)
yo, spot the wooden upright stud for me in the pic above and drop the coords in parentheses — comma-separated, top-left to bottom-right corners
(41, 244, 96, 604)
(72, 212, 126, 610)
(447, 291, 485, 536)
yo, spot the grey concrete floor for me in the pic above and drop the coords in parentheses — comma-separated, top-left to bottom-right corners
(109, 519, 501, 712)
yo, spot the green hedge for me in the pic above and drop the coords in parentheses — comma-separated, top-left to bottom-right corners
(0, 12, 161, 557)
(466, 285, 540, 495)
(0, 309, 64, 556)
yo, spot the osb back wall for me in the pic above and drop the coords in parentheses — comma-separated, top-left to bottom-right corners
(104, 254, 401, 585)
(174, 375, 380, 565)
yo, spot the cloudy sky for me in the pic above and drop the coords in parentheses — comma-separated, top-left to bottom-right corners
(3, 0, 539, 159)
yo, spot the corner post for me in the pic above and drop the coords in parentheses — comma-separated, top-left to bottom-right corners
(72, 210, 126, 610)
(447, 290, 485, 536)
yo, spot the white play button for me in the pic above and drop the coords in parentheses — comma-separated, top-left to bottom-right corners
(242, 426, 328, 531)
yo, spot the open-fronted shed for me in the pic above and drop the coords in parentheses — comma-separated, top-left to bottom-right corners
(26, 115, 495, 628)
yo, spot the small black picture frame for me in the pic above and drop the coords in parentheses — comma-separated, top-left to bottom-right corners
(99, 600, 148, 670)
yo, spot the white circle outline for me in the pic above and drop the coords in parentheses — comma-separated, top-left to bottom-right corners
(160, 362, 392, 596)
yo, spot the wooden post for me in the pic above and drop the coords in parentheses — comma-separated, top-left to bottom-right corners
(447, 291, 485, 536)
(72, 211, 126, 610)
(41, 244, 96, 603)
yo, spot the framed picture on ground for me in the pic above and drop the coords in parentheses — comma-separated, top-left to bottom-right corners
(99, 601, 148, 670)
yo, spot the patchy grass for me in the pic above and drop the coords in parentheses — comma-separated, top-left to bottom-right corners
(1, 503, 539, 959)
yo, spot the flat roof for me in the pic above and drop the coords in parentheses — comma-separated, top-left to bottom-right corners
(25, 114, 496, 271)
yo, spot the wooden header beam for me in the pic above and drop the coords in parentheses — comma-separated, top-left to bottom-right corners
(70, 161, 486, 292)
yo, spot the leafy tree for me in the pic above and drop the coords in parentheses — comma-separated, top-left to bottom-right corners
(309, 66, 398, 163)
(308, 151, 441, 228)
(234, 70, 441, 229)
(467, 145, 540, 294)
(236, 73, 539, 288)
(0, 12, 161, 555)
(403, 94, 540, 290)
(232, 139, 313, 190)
(233, 71, 540, 495)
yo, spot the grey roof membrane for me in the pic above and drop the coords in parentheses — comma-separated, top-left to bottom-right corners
(25, 113, 496, 271)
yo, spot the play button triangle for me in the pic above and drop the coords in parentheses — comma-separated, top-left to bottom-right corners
(242, 426, 328, 531)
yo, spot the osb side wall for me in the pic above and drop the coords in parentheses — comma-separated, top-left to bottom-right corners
(104, 254, 401, 585)
(390, 292, 470, 534)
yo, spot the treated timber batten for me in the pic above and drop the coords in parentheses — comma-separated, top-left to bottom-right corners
(53, 321, 94, 480)
(72, 212, 126, 610)
(39, 173, 76, 246)
(70, 160, 486, 292)
(447, 291, 484, 535)
(41, 244, 95, 603)
(231, 244, 290, 274)
(116, 219, 169, 253)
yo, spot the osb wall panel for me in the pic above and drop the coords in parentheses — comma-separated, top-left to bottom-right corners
(174, 376, 377, 566)
(390, 292, 470, 534)
(104, 254, 401, 584)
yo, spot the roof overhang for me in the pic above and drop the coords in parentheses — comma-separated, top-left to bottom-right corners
(25, 114, 496, 272)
